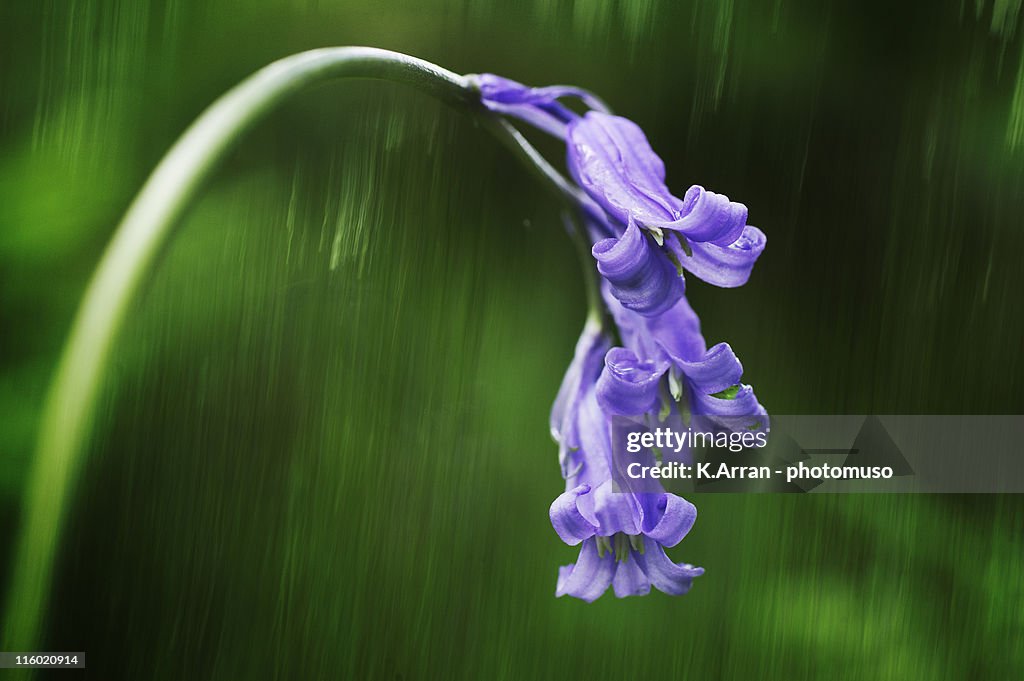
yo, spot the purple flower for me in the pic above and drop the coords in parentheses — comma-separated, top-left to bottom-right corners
(551, 352, 635, 530)
(545, 305, 760, 602)
(606, 283, 767, 427)
(478, 73, 769, 601)
(568, 112, 766, 291)
(473, 74, 609, 139)
(545, 344, 709, 601)
(550, 482, 704, 601)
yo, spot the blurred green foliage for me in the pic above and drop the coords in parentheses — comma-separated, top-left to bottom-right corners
(1, 0, 1023, 678)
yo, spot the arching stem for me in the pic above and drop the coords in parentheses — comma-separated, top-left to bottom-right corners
(2, 46, 604, 652)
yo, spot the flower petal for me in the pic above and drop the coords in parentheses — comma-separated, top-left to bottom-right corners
(593, 217, 685, 317)
(596, 347, 667, 416)
(634, 543, 704, 596)
(573, 389, 614, 488)
(601, 282, 672, 364)
(568, 112, 682, 227)
(640, 494, 697, 547)
(612, 551, 652, 598)
(550, 484, 598, 545)
(643, 294, 706, 363)
(550, 319, 610, 448)
(591, 479, 640, 536)
(676, 342, 744, 396)
(668, 225, 767, 288)
(672, 185, 748, 245)
(556, 537, 616, 602)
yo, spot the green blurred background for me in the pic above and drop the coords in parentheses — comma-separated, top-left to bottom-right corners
(2, 0, 1023, 678)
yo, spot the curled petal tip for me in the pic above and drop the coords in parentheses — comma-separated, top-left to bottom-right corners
(672, 225, 766, 288)
(550, 485, 598, 545)
(672, 185, 748, 245)
(676, 342, 744, 395)
(593, 218, 684, 317)
(635, 544, 704, 596)
(596, 347, 667, 416)
(642, 494, 697, 548)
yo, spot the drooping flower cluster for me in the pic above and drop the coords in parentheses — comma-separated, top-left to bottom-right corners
(475, 74, 767, 601)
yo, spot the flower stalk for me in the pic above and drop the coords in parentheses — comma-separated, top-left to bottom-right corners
(3, 47, 604, 653)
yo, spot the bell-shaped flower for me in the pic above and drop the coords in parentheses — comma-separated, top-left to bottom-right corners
(605, 284, 767, 429)
(550, 482, 704, 601)
(568, 111, 766, 288)
(647, 294, 767, 426)
(548, 347, 705, 601)
(549, 325, 640, 540)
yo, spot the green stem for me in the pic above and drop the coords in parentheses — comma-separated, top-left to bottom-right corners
(561, 210, 610, 329)
(2, 46, 603, 652)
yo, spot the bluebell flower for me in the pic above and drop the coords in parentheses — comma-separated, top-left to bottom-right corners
(604, 284, 767, 427)
(548, 347, 704, 600)
(543, 281, 765, 603)
(551, 342, 636, 537)
(478, 73, 768, 601)
(550, 484, 704, 600)
(569, 111, 766, 293)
